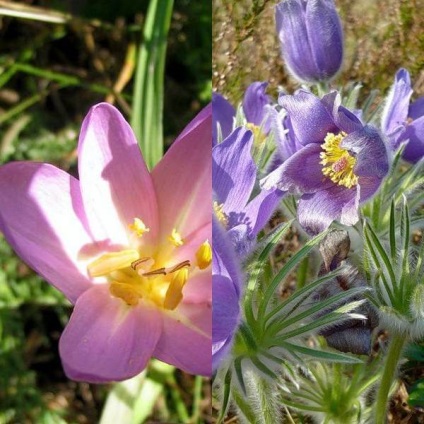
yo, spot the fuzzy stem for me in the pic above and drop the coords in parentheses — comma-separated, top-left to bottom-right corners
(374, 332, 407, 424)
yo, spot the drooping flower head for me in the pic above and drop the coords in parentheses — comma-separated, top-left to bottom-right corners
(261, 90, 389, 234)
(213, 127, 283, 257)
(381, 68, 424, 163)
(0, 103, 212, 382)
(212, 218, 242, 371)
(276, 0, 344, 83)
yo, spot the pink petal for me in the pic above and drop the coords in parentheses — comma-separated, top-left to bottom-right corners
(152, 105, 211, 243)
(0, 162, 94, 303)
(183, 273, 211, 304)
(153, 302, 212, 376)
(59, 284, 162, 383)
(78, 103, 159, 246)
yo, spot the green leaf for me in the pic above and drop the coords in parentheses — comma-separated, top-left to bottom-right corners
(131, 0, 174, 169)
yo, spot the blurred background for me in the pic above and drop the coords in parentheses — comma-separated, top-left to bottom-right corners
(0, 0, 211, 422)
(213, 0, 424, 104)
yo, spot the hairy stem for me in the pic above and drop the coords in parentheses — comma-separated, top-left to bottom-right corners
(374, 332, 407, 424)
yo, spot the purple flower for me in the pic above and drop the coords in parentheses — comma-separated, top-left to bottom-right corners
(0, 103, 212, 382)
(276, 0, 344, 83)
(212, 218, 242, 371)
(213, 82, 272, 145)
(261, 90, 389, 234)
(213, 127, 283, 257)
(381, 68, 424, 163)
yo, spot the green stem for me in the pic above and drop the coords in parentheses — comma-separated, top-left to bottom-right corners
(374, 332, 407, 424)
(131, 0, 174, 169)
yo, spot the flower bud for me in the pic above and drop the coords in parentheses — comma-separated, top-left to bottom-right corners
(276, 0, 344, 83)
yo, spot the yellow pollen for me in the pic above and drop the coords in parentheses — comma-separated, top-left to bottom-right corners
(169, 228, 184, 247)
(246, 122, 266, 145)
(129, 218, 150, 237)
(320, 132, 358, 189)
(163, 267, 189, 310)
(213, 201, 228, 227)
(196, 240, 212, 270)
(109, 282, 139, 306)
(87, 250, 140, 277)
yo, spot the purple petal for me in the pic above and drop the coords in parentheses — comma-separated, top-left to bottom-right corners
(212, 93, 236, 145)
(381, 68, 413, 135)
(59, 285, 162, 383)
(358, 175, 383, 204)
(261, 143, 332, 194)
(78, 103, 159, 246)
(279, 90, 338, 145)
(244, 189, 284, 238)
(152, 104, 212, 241)
(298, 185, 359, 234)
(276, 0, 317, 82)
(409, 97, 424, 120)
(0, 162, 94, 303)
(212, 127, 255, 212)
(213, 274, 240, 343)
(341, 125, 389, 178)
(153, 302, 212, 376)
(305, 0, 343, 81)
(402, 116, 424, 163)
(242, 82, 271, 127)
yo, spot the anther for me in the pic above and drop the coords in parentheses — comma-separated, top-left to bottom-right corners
(168, 260, 191, 274)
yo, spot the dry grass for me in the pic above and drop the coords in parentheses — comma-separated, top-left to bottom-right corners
(213, 0, 424, 104)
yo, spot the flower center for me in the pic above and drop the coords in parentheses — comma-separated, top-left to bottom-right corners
(320, 132, 358, 189)
(86, 219, 211, 310)
(213, 201, 228, 227)
(246, 122, 266, 146)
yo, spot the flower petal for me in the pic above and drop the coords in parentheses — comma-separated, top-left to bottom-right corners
(152, 104, 211, 241)
(212, 93, 235, 145)
(298, 185, 358, 234)
(381, 68, 413, 135)
(341, 125, 389, 178)
(183, 272, 211, 304)
(153, 302, 212, 376)
(261, 143, 332, 193)
(242, 81, 271, 127)
(78, 103, 159, 245)
(59, 285, 162, 383)
(213, 274, 239, 344)
(402, 116, 424, 163)
(305, 0, 343, 80)
(279, 90, 337, 145)
(0, 162, 93, 303)
(213, 127, 255, 212)
(276, 0, 317, 82)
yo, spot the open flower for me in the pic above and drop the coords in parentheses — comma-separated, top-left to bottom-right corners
(213, 127, 282, 257)
(261, 90, 389, 234)
(276, 0, 344, 83)
(212, 218, 242, 371)
(0, 103, 212, 382)
(381, 68, 424, 163)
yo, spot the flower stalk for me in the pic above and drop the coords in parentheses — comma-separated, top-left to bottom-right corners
(374, 332, 407, 424)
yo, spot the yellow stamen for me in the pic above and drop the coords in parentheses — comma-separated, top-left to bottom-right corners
(320, 132, 358, 189)
(129, 218, 150, 237)
(196, 240, 212, 270)
(246, 122, 266, 145)
(109, 282, 139, 306)
(87, 250, 139, 277)
(163, 267, 189, 310)
(213, 201, 228, 227)
(169, 228, 184, 247)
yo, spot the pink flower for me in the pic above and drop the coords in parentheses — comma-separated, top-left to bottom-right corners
(0, 103, 212, 382)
